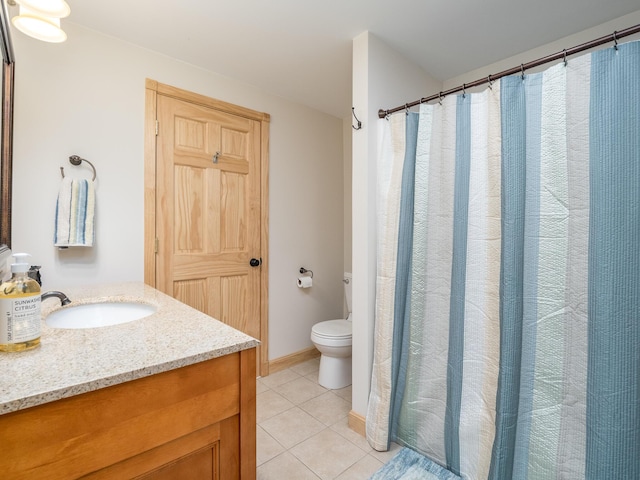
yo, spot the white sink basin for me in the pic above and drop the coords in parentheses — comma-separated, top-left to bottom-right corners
(46, 301, 157, 329)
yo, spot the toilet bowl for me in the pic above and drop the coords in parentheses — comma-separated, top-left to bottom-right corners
(311, 273, 352, 389)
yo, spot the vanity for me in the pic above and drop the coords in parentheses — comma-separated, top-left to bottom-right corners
(0, 282, 259, 479)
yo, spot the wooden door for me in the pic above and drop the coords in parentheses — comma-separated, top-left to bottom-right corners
(145, 81, 269, 376)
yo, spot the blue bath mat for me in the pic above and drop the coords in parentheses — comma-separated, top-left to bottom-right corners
(369, 447, 462, 480)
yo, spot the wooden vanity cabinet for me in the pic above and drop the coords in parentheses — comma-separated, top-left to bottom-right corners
(0, 348, 256, 480)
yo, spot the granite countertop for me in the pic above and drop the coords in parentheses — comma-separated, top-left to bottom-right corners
(0, 282, 259, 415)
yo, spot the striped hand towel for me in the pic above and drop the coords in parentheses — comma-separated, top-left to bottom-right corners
(54, 177, 95, 247)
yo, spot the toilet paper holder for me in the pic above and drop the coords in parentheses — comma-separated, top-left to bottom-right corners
(299, 267, 313, 278)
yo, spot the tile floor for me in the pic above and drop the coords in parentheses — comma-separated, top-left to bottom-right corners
(256, 357, 401, 479)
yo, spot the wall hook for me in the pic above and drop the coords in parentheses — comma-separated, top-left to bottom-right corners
(60, 155, 97, 182)
(351, 107, 362, 130)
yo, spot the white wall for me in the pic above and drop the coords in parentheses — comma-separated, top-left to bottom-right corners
(343, 116, 352, 294)
(11, 22, 345, 361)
(351, 32, 441, 416)
(444, 10, 640, 91)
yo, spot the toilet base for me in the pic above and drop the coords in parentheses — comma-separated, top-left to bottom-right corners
(318, 354, 352, 390)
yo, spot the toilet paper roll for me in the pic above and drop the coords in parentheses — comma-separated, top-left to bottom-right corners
(297, 276, 313, 288)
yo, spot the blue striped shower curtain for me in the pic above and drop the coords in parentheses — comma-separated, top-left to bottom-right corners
(367, 41, 640, 479)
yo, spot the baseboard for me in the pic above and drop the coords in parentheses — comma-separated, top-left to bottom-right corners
(268, 346, 320, 374)
(348, 410, 366, 437)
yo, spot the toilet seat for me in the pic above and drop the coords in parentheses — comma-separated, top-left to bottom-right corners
(312, 319, 351, 339)
(311, 319, 352, 347)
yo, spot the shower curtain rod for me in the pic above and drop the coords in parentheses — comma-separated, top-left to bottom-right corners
(378, 23, 640, 118)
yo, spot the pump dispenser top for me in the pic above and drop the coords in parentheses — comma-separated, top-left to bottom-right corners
(11, 253, 31, 274)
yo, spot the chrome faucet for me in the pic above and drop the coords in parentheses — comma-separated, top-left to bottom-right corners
(41, 291, 71, 306)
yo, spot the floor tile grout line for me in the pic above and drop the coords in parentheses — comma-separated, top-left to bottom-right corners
(260, 413, 372, 455)
(262, 450, 322, 480)
(258, 361, 389, 479)
(285, 427, 361, 480)
(259, 420, 366, 474)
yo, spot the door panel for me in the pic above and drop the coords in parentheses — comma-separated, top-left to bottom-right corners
(221, 275, 249, 334)
(173, 279, 208, 313)
(221, 171, 247, 252)
(174, 165, 206, 253)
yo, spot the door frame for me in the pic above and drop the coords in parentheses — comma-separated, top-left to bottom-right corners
(144, 79, 270, 377)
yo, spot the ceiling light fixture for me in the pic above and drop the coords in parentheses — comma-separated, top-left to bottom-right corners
(10, 0, 70, 43)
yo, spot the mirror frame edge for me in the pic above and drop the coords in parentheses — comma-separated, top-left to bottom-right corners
(0, 0, 14, 248)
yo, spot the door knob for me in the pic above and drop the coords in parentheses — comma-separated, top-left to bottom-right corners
(250, 258, 261, 267)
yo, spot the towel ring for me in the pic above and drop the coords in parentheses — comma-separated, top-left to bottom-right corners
(60, 155, 97, 182)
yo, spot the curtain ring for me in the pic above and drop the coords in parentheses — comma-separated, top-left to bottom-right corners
(462, 83, 466, 98)
(487, 74, 493, 90)
(405, 104, 409, 116)
(438, 92, 444, 105)
(613, 31, 619, 50)
(521, 64, 525, 80)
(563, 49, 568, 67)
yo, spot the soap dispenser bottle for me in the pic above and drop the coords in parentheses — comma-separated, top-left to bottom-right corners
(0, 253, 41, 352)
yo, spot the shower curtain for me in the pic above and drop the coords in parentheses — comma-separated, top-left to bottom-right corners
(367, 41, 640, 480)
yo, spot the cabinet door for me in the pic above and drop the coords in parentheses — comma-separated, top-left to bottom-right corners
(137, 445, 217, 480)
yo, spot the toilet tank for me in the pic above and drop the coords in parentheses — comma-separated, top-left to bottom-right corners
(344, 272, 352, 313)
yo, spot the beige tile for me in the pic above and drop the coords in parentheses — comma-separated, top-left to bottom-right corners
(256, 361, 375, 479)
(257, 452, 320, 480)
(260, 407, 326, 449)
(290, 357, 320, 376)
(368, 441, 403, 464)
(259, 368, 301, 389)
(257, 426, 285, 466)
(256, 377, 270, 394)
(330, 416, 372, 452)
(305, 371, 322, 385)
(335, 454, 384, 480)
(333, 384, 352, 401)
(290, 429, 368, 480)
(300, 391, 351, 426)
(257, 389, 294, 423)
(272, 376, 327, 405)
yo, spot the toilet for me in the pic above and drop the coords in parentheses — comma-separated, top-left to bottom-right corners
(311, 272, 352, 389)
